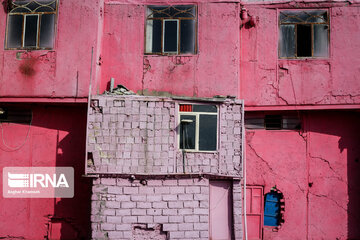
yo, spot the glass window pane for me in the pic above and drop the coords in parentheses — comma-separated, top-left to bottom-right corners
(180, 115, 196, 150)
(173, 5, 196, 18)
(39, 14, 55, 48)
(279, 25, 295, 58)
(24, 15, 38, 47)
(280, 11, 304, 23)
(12, 0, 56, 13)
(148, 6, 170, 18)
(199, 115, 217, 151)
(280, 10, 327, 24)
(163, 20, 178, 53)
(313, 24, 329, 57)
(7, 15, 23, 48)
(146, 20, 162, 53)
(193, 105, 217, 113)
(305, 10, 327, 23)
(180, 19, 195, 54)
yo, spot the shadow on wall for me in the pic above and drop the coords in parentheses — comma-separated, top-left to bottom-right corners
(306, 111, 360, 239)
(51, 106, 92, 240)
(0, 104, 92, 239)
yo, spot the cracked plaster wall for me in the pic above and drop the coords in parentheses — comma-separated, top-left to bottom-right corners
(240, 4, 360, 107)
(100, 2, 240, 98)
(246, 111, 360, 239)
(0, 1, 100, 98)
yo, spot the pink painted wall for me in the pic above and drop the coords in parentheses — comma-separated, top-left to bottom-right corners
(240, 4, 360, 107)
(100, 1, 240, 97)
(246, 110, 360, 239)
(0, 0, 101, 99)
(0, 105, 91, 239)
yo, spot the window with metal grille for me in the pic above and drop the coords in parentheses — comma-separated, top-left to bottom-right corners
(179, 104, 217, 151)
(145, 5, 197, 55)
(279, 10, 329, 58)
(5, 0, 57, 50)
(245, 114, 301, 130)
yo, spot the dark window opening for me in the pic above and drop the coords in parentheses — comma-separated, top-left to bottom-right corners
(265, 115, 282, 130)
(0, 108, 32, 123)
(5, 0, 57, 50)
(297, 24, 312, 57)
(279, 10, 329, 58)
(199, 115, 217, 151)
(179, 115, 196, 150)
(179, 104, 217, 151)
(145, 5, 197, 55)
(163, 20, 178, 53)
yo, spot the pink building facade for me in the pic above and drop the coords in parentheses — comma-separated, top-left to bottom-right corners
(0, 0, 359, 239)
(240, 2, 360, 240)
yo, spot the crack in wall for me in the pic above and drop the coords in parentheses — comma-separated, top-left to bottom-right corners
(247, 131, 305, 192)
(247, 139, 274, 172)
(315, 93, 360, 104)
(309, 192, 347, 212)
(269, 81, 290, 105)
(308, 154, 346, 183)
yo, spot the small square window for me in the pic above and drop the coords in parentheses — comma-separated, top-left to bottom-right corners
(179, 104, 217, 151)
(5, 0, 57, 50)
(279, 10, 329, 58)
(145, 5, 197, 55)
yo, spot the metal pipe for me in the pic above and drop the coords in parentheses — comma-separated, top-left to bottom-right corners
(242, 100, 248, 240)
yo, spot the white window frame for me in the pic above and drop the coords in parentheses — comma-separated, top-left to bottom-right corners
(23, 14, 40, 48)
(178, 104, 218, 152)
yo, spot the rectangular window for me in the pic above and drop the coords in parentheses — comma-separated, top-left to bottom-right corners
(179, 104, 217, 151)
(245, 113, 301, 130)
(279, 10, 329, 58)
(145, 5, 197, 55)
(5, 0, 57, 50)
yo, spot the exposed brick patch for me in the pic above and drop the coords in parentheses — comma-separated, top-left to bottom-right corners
(87, 95, 243, 176)
(91, 178, 243, 239)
